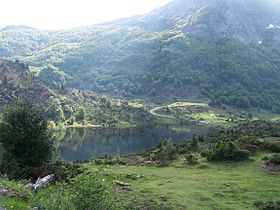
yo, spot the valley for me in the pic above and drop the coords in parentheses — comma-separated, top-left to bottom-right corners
(0, 0, 280, 209)
(1, 58, 280, 209)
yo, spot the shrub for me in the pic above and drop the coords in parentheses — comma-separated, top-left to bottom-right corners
(0, 175, 32, 200)
(190, 135, 199, 151)
(94, 157, 126, 165)
(177, 141, 190, 154)
(254, 200, 280, 210)
(70, 172, 118, 210)
(207, 141, 250, 161)
(32, 171, 119, 210)
(26, 160, 83, 181)
(185, 154, 199, 165)
(263, 154, 280, 165)
(75, 107, 86, 122)
(200, 151, 208, 157)
(31, 183, 74, 210)
(151, 140, 177, 164)
(263, 141, 280, 153)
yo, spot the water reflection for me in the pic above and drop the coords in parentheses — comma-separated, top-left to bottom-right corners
(55, 122, 209, 161)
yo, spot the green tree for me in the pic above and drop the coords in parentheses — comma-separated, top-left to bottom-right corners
(0, 100, 54, 169)
(152, 140, 177, 164)
(190, 134, 199, 151)
(75, 106, 86, 122)
(207, 141, 250, 161)
(67, 116, 76, 125)
(38, 64, 66, 90)
(46, 97, 65, 122)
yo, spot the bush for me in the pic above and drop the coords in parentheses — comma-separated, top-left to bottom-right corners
(150, 140, 177, 164)
(26, 160, 83, 181)
(94, 157, 126, 165)
(0, 100, 54, 176)
(185, 154, 199, 165)
(264, 141, 280, 153)
(207, 141, 250, 161)
(75, 107, 86, 122)
(190, 135, 199, 151)
(70, 172, 118, 210)
(177, 141, 190, 154)
(0, 175, 32, 200)
(263, 154, 280, 165)
(254, 200, 280, 210)
(32, 171, 119, 210)
(31, 183, 74, 210)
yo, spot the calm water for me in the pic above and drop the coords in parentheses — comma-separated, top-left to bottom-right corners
(56, 123, 209, 161)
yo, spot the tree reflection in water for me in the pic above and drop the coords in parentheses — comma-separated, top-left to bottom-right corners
(55, 123, 209, 161)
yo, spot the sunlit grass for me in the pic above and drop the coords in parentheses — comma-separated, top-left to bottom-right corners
(128, 102, 144, 109)
(87, 153, 280, 209)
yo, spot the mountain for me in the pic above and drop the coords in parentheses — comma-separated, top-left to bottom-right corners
(0, 25, 37, 32)
(118, 0, 280, 43)
(0, 0, 280, 111)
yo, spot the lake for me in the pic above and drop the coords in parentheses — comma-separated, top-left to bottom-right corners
(55, 122, 210, 161)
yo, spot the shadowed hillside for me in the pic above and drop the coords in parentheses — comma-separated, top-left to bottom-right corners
(0, 60, 52, 109)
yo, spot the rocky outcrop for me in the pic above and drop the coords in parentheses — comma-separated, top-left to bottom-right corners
(118, 0, 280, 43)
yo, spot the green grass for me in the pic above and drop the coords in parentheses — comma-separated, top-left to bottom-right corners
(128, 102, 145, 109)
(0, 176, 32, 209)
(191, 111, 231, 126)
(86, 153, 280, 209)
(0, 153, 279, 209)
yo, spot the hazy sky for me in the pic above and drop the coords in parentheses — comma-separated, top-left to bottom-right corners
(0, 0, 173, 30)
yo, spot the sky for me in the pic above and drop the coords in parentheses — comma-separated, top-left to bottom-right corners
(0, 0, 173, 30)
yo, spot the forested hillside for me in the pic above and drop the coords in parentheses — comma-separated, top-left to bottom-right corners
(0, 0, 280, 111)
(0, 60, 52, 109)
(0, 60, 155, 128)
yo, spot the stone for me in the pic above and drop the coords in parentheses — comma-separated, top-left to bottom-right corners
(0, 188, 12, 197)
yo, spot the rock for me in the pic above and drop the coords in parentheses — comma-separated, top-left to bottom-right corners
(0, 188, 12, 197)
(115, 180, 132, 191)
(160, 195, 168, 201)
(125, 174, 144, 180)
(136, 175, 144, 179)
(114, 180, 131, 187)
